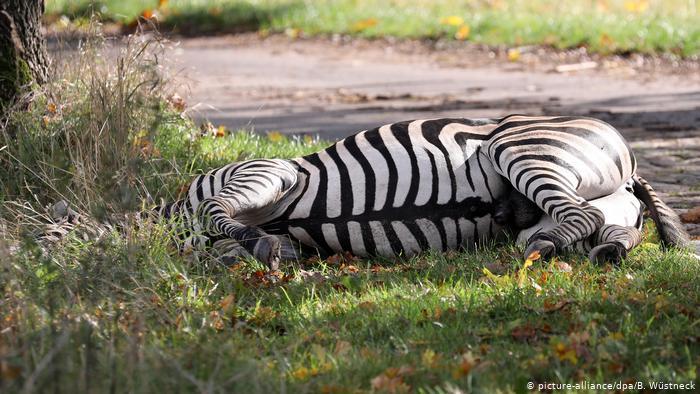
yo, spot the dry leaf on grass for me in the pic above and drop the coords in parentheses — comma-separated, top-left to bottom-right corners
(298, 269, 327, 283)
(555, 261, 573, 273)
(680, 206, 700, 223)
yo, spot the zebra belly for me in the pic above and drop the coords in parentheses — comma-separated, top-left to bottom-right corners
(282, 202, 504, 257)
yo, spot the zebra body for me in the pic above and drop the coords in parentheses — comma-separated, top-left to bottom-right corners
(156, 115, 684, 267)
(276, 119, 511, 258)
(43, 115, 688, 267)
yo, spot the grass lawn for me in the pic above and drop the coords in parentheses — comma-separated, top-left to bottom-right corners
(1, 35, 699, 393)
(46, 0, 700, 56)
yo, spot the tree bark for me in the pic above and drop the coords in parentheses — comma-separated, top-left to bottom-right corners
(0, 0, 49, 110)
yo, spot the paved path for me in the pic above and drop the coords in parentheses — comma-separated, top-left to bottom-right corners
(170, 35, 700, 235)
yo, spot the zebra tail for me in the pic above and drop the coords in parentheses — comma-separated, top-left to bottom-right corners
(632, 174, 690, 249)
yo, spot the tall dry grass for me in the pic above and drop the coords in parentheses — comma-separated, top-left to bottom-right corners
(0, 23, 184, 240)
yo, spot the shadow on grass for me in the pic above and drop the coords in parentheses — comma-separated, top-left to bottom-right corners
(158, 1, 303, 36)
(270, 247, 698, 391)
(46, 1, 304, 37)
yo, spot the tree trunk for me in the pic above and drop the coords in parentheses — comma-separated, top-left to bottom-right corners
(0, 0, 49, 111)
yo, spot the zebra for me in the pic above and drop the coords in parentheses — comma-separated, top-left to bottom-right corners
(41, 115, 689, 268)
(40, 180, 647, 267)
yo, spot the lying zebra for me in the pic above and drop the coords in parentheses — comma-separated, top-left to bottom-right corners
(44, 115, 689, 268)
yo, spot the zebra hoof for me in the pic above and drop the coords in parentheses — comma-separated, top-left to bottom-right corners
(589, 242, 626, 265)
(524, 239, 556, 261)
(253, 236, 281, 271)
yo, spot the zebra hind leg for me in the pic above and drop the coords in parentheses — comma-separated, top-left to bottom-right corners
(196, 196, 286, 270)
(518, 182, 645, 264)
(211, 234, 301, 267)
(584, 224, 643, 265)
(523, 197, 606, 260)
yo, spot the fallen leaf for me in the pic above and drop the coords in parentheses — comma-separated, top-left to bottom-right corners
(482, 266, 510, 286)
(200, 121, 215, 135)
(507, 48, 521, 62)
(543, 299, 572, 313)
(360, 347, 378, 359)
(220, 294, 235, 315)
(607, 331, 624, 341)
(599, 33, 614, 49)
(250, 306, 277, 325)
(0, 361, 21, 381)
(624, 0, 649, 13)
(341, 264, 360, 274)
(680, 206, 700, 223)
(455, 25, 470, 40)
(526, 250, 541, 261)
(208, 310, 225, 331)
(532, 281, 543, 295)
(285, 28, 301, 38)
(334, 340, 352, 357)
(608, 362, 625, 374)
(299, 269, 326, 283)
(452, 352, 477, 379)
(320, 385, 344, 394)
(568, 331, 590, 344)
(167, 93, 186, 111)
(421, 348, 441, 369)
(511, 324, 537, 342)
(553, 342, 578, 365)
(352, 18, 378, 32)
(371, 374, 410, 393)
(371, 366, 413, 393)
(518, 253, 537, 287)
(555, 261, 572, 273)
(332, 282, 348, 291)
(440, 15, 464, 26)
(141, 9, 156, 19)
(290, 366, 311, 380)
(433, 307, 443, 320)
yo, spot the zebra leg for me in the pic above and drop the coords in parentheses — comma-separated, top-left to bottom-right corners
(517, 182, 644, 264)
(211, 235, 302, 266)
(586, 224, 643, 265)
(196, 196, 282, 269)
(522, 190, 606, 260)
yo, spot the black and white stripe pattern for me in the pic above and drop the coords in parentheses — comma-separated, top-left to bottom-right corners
(40, 115, 689, 267)
(271, 118, 507, 260)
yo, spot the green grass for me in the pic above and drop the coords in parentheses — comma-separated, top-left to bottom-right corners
(1, 33, 699, 393)
(46, 0, 700, 56)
